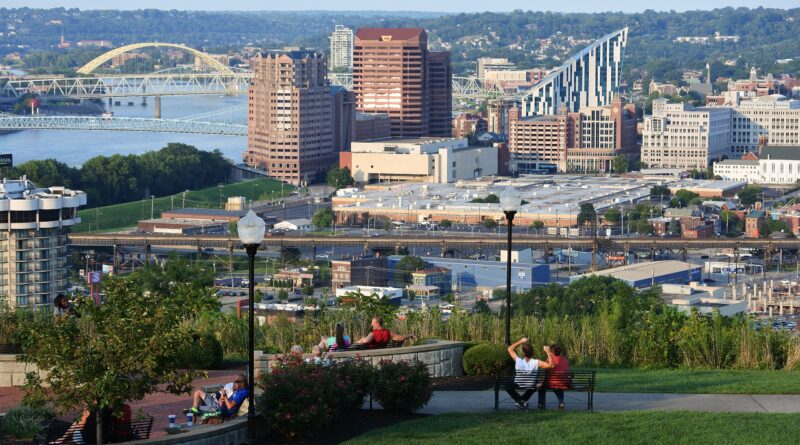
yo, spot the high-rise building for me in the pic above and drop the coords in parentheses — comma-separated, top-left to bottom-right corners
(329, 25, 354, 70)
(521, 28, 628, 117)
(0, 178, 86, 309)
(641, 99, 732, 170)
(353, 28, 452, 138)
(487, 98, 519, 136)
(509, 97, 638, 173)
(476, 57, 516, 81)
(246, 49, 347, 185)
(730, 97, 800, 156)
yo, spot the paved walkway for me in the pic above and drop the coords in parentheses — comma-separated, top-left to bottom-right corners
(420, 390, 800, 414)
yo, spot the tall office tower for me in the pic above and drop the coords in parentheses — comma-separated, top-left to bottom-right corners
(521, 28, 628, 117)
(353, 28, 452, 138)
(487, 98, 519, 136)
(427, 51, 453, 137)
(245, 50, 336, 185)
(0, 178, 86, 309)
(329, 25, 354, 70)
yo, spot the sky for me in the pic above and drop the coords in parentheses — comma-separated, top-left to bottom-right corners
(9, 0, 800, 13)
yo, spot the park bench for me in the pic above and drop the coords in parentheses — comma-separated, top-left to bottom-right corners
(344, 339, 406, 351)
(494, 370, 596, 411)
(41, 416, 153, 444)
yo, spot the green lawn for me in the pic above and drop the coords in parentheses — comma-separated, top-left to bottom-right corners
(74, 179, 292, 233)
(344, 411, 800, 444)
(590, 368, 800, 394)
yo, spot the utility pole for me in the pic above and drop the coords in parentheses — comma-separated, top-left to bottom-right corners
(150, 196, 155, 220)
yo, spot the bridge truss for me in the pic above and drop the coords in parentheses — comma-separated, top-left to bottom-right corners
(0, 113, 246, 136)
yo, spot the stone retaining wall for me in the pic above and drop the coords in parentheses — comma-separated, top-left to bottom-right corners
(117, 418, 247, 445)
(256, 339, 465, 378)
(0, 354, 39, 387)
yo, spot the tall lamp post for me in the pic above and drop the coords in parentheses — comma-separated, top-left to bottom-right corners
(500, 187, 522, 346)
(237, 210, 265, 444)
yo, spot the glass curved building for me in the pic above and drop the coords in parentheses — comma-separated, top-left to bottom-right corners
(521, 28, 628, 117)
(0, 178, 86, 309)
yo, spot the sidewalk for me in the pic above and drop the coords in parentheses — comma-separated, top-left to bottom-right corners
(420, 390, 800, 414)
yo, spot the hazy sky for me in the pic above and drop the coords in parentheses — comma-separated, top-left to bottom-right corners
(10, 0, 800, 13)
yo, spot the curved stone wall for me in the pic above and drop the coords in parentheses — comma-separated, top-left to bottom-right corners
(256, 339, 465, 378)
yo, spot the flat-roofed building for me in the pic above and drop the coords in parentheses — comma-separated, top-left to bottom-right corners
(340, 137, 498, 184)
(570, 260, 702, 289)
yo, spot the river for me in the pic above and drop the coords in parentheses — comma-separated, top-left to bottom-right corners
(0, 94, 247, 166)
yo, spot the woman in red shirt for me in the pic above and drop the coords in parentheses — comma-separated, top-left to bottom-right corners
(537, 343, 570, 410)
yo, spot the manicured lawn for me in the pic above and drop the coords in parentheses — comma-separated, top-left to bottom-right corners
(344, 411, 800, 444)
(591, 368, 800, 394)
(73, 179, 291, 233)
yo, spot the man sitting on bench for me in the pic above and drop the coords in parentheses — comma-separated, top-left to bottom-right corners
(506, 337, 554, 410)
(356, 316, 415, 348)
(184, 374, 249, 419)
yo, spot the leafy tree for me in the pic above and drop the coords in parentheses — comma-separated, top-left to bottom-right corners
(395, 256, 426, 284)
(531, 221, 545, 230)
(311, 208, 334, 230)
(473, 299, 492, 315)
(720, 210, 743, 236)
(438, 219, 452, 229)
(613, 155, 629, 174)
(577, 203, 597, 226)
(738, 185, 762, 207)
(604, 209, 621, 224)
(17, 277, 204, 445)
(482, 218, 498, 229)
(383, 221, 393, 233)
(137, 252, 215, 295)
(278, 289, 289, 301)
(673, 189, 701, 207)
(761, 219, 793, 238)
(668, 219, 681, 235)
(650, 185, 670, 199)
(636, 220, 654, 235)
(337, 291, 397, 320)
(326, 167, 354, 190)
(471, 194, 499, 204)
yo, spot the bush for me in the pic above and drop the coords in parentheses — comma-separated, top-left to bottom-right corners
(179, 332, 224, 369)
(0, 406, 55, 439)
(463, 343, 512, 376)
(334, 358, 374, 410)
(372, 359, 432, 413)
(258, 354, 337, 440)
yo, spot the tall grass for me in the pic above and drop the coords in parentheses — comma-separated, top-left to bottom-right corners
(192, 306, 800, 371)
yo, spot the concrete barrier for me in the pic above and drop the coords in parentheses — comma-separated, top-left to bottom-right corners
(256, 339, 465, 378)
(0, 354, 39, 387)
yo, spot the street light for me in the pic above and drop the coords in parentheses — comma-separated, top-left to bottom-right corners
(237, 210, 265, 444)
(500, 186, 521, 346)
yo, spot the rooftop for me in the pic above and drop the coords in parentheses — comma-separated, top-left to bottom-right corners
(356, 28, 425, 41)
(575, 260, 700, 282)
(761, 146, 800, 161)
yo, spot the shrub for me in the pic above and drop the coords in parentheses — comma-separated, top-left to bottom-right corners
(372, 359, 432, 413)
(258, 354, 338, 439)
(463, 343, 512, 376)
(334, 358, 374, 410)
(179, 332, 224, 369)
(0, 406, 55, 439)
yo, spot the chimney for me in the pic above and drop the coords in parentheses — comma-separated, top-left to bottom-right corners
(757, 135, 768, 155)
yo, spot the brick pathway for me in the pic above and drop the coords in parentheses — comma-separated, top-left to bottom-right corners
(0, 370, 241, 439)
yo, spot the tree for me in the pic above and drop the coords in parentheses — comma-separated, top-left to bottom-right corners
(603, 209, 621, 224)
(482, 218, 498, 229)
(471, 193, 500, 204)
(577, 203, 597, 227)
(636, 220, 654, 235)
(720, 210, 743, 236)
(738, 185, 761, 207)
(326, 167, 354, 190)
(531, 221, 545, 230)
(668, 219, 681, 235)
(395, 256, 426, 284)
(473, 299, 492, 314)
(278, 289, 289, 301)
(674, 189, 701, 207)
(17, 277, 203, 445)
(613, 155, 629, 174)
(762, 219, 792, 238)
(383, 221, 393, 233)
(438, 219, 452, 229)
(650, 185, 670, 199)
(311, 208, 334, 230)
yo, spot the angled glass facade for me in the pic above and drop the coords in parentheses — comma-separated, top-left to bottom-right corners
(521, 28, 628, 117)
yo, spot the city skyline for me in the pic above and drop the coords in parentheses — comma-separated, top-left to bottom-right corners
(12, 0, 800, 13)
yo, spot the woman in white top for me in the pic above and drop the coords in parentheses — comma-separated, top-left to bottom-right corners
(506, 337, 554, 409)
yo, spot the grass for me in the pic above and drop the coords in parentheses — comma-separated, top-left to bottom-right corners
(590, 368, 800, 394)
(74, 178, 292, 233)
(344, 411, 800, 444)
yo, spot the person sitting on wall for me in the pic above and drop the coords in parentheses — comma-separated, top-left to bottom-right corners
(319, 322, 351, 352)
(356, 316, 415, 348)
(184, 374, 249, 419)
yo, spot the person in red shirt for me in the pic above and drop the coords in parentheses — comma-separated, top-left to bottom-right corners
(356, 316, 415, 348)
(537, 343, 570, 410)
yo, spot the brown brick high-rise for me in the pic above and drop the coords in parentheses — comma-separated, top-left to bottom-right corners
(353, 28, 452, 138)
(245, 50, 337, 185)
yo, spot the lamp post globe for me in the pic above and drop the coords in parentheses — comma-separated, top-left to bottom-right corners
(500, 186, 521, 346)
(236, 209, 265, 444)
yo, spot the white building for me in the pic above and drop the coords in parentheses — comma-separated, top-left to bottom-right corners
(342, 137, 498, 184)
(641, 99, 732, 169)
(329, 25, 353, 70)
(476, 57, 516, 81)
(521, 28, 628, 116)
(0, 178, 87, 309)
(713, 146, 800, 184)
(334, 285, 403, 301)
(273, 218, 312, 232)
(730, 96, 800, 157)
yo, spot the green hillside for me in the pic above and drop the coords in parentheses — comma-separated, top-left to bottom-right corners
(73, 178, 292, 233)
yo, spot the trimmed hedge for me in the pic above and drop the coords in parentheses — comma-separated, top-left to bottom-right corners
(463, 343, 512, 376)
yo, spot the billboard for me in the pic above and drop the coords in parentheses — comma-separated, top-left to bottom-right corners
(0, 154, 11, 167)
